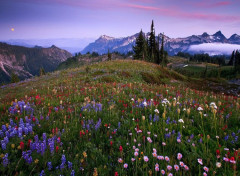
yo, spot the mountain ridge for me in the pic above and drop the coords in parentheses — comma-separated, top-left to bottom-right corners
(82, 31, 240, 55)
(0, 42, 72, 83)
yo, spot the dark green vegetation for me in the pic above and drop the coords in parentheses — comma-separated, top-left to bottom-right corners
(133, 20, 168, 66)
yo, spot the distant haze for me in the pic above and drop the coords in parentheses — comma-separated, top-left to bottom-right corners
(188, 43, 240, 55)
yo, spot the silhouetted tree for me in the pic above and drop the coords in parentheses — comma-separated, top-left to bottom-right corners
(107, 49, 112, 61)
(11, 72, 20, 83)
(133, 30, 148, 60)
(148, 20, 157, 62)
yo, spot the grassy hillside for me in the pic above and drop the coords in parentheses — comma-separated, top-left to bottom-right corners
(0, 60, 239, 175)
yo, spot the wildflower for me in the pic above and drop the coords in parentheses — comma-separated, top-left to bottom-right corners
(142, 116, 145, 121)
(152, 152, 157, 158)
(119, 145, 123, 152)
(198, 158, 203, 165)
(47, 162, 52, 170)
(153, 148, 157, 153)
(216, 162, 221, 168)
(155, 167, 159, 171)
(144, 156, 149, 162)
(161, 170, 165, 175)
(34, 159, 39, 164)
(203, 166, 209, 172)
(165, 156, 170, 162)
(223, 157, 229, 162)
(168, 173, 173, 176)
(179, 161, 184, 167)
(162, 142, 166, 146)
(177, 153, 182, 160)
(167, 165, 172, 170)
(131, 158, 135, 162)
(203, 172, 207, 176)
(118, 158, 123, 163)
(123, 163, 128, 169)
(143, 101, 147, 107)
(174, 164, 180, 171)
(114, 172, 119, 176)
(2, 153, 8, 167)
(230, 157, 236, 164)
(71, 170, 75, 176)
(197, 107, 203, 111)
(184, 165, 189, 171)
(178, 119, 184, 123)
(83, 151, 87, 158)
(20, 141, 24, 150)
(157, 155, 164, 160)
(154, 109, 159, 114)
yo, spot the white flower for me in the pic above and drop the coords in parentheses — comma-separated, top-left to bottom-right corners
(210, 102, 218, 109)
(131, 98, 134, 101)
(178, 119, 184, 123)
(154, 109, 159, 114)
(143, 101, 147, 107)
(216, 162, 221, 168)
(197, 107, 203, 111)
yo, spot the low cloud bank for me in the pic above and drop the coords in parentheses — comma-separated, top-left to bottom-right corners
(188, 43, 240, 55)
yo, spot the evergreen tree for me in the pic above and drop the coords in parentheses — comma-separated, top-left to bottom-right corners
(160, 33, 168, 66)
(148, 20, 156, 62)
(154, 34, 161, 64)
(235, 50, 240, 71)
(228, 50, 235, 66)
(107, 49, 112, 61)
(40, 67, 46, 76)
(133, 30, 148, 60)
(11, 72, 20, 83)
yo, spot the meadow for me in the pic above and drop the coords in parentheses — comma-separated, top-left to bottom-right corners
(0, 60, 239, 175)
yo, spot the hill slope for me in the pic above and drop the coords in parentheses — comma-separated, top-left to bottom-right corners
(0, 60, 239, 175)
(0, 43, 72, 83)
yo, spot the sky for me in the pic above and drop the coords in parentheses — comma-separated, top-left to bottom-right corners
(0, 0, 240, 40)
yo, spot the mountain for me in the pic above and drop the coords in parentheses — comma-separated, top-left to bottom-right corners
(0, 43, 72, 83)
(81, 33, 139, 54)
(2, 38, 95, 54)
(82, 31, 240, 56)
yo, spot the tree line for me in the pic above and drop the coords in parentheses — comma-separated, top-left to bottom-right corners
(133, 20, 168, 66)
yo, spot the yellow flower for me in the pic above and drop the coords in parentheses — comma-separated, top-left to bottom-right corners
(142, 116, 145, 121)
(83, 151, 87, 158)
(6, 123, 9, 128)
(177, 108, 180, 114)
(34, 159, 39, 164)
(0, 154, 4, 158)
(15, 99, 18, 103)
(80, 159, 84, 163)
(187, 108, 190, 115)
(11, 144, 15, 149)
(17, 145, 21, 150)
(162, 113, 166, 119)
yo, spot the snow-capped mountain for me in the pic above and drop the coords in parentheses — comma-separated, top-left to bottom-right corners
(82, 31, 240, 55)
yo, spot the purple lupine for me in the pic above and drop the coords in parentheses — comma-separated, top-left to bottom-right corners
(68, 161, 72, 169)
(39, 170, 45, 176)
(47, 162, 52, 170)
(2, 153, 8, 167)
(71, 170, 75, 176)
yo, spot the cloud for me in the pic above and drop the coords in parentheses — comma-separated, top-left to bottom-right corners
(195, 1, 231, 8)
(188, 43, 240, 55)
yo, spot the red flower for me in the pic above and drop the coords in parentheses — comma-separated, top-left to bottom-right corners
(110, 141, 113, 146)
(28, 139, 32, 147)
(119, 145, 123, 152)
(216, 149, 220, 155)
(56, 146, 59, 153)
(32, 117, 36, 122)
(115, 172, 118, 176)
(20, 141, 24, 150)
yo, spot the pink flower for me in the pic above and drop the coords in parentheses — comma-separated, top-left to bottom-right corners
(118, 158, 123, 163)
(157, 155, 164, 160)
(161, 170, 165, 175)
(203, 172, 207, 176)
(155, 167, 159, 172)
(134, 152, 139, 157)
(179, 161, 184, 167)
(174, 164, 180, 171)
(198, 158, 203, 165)
(167, 165, 172, 171)
(203, 166, 209, 172)
(177, 153, 182, 160)
(165, 156, 170, 162)
(144, 156, 149, 162)
(123, 163, 128, 169)
(152, 152, 157, 158)
(184, 165, 189, 171)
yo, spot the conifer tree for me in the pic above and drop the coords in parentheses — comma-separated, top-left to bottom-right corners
(148, 20, 156, 62)
(133, 30, 148, 60)
(235, 50, 240, 71)
(40, 67, 46, 76)
(107, 49, 112, 61)
(11, 72, 20, 83)
(228, 50, 235, 66)
(160, 33, 168, 66)
(155, 34, 161, 64)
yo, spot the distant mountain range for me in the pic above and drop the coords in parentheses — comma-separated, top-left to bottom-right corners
(0, 43, 72, 83)
(1, 38, 95, 54)
(82, 31, 240, 56)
